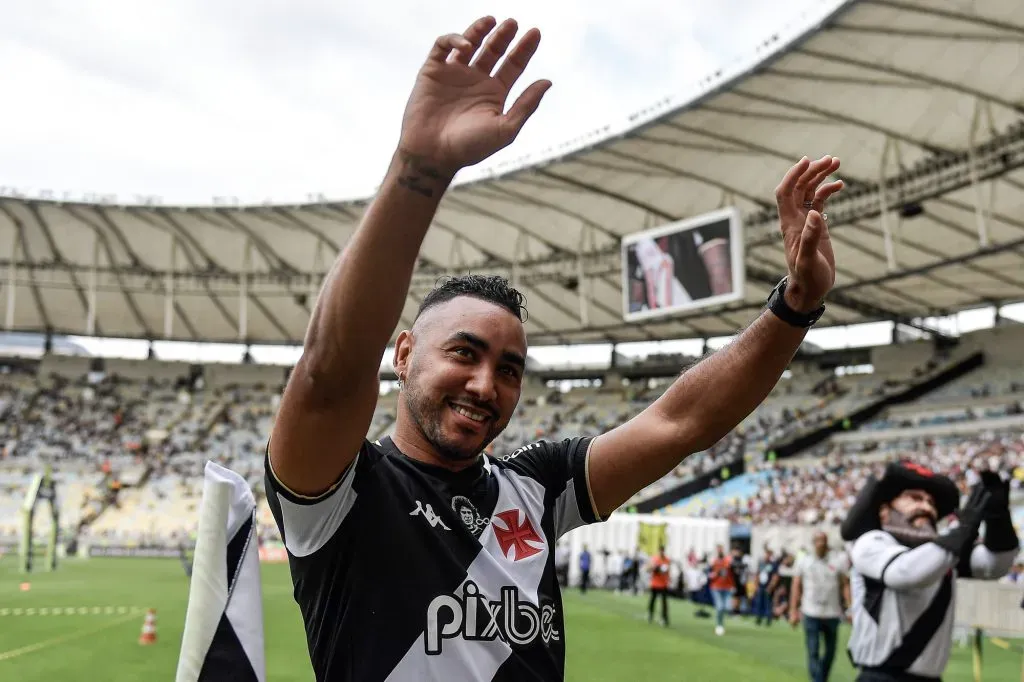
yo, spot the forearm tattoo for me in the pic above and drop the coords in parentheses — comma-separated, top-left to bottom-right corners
(396, 152, 448, 198)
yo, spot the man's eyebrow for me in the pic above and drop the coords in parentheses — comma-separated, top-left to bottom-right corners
(449, 331, 488, 350)
(449, 331, 525, 369)
(502, 350, 526, 370)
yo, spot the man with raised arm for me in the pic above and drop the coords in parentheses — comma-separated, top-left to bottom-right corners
(841, 463, 1018, 681)
(266, 16, 844, 682)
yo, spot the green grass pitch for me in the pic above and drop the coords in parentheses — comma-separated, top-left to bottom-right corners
(0, 557, 1019, 681)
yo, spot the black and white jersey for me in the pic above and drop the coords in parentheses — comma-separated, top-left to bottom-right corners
(847, 529, 1015, 679)
(265, 435, 602, 682)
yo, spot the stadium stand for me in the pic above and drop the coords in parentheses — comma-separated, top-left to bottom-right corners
(3, 320, 1023, 556)
(675, 328, 1024, 530)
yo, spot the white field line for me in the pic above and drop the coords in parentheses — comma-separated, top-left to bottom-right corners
(0, 606, 143, 616)
(0, 612, 140, 662)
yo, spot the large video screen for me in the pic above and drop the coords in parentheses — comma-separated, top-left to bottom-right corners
(621, 207, 745, 321)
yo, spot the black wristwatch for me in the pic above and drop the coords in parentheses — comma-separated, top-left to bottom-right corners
(766, 277, 825, 328)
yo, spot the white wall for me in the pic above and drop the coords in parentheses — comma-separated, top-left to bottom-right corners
(563, 513, 729, 586)
(750, 523, 843, 558)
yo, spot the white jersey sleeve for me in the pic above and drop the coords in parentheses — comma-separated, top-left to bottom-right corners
(969, 543, 1018, 580)
(851, 530, 956, 591)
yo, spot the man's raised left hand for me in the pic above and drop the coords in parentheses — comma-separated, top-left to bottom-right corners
(774, 156, 844, 312)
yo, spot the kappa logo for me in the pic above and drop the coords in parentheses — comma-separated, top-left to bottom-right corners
(410, 500, 450, 530)
(492, 509, 544, 561)
(425, 580, 560, 655)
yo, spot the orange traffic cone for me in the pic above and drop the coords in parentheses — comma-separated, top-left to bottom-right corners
(138, 608, 157, 645)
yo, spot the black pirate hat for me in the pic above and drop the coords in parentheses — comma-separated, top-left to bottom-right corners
(840, 461, 961, 542)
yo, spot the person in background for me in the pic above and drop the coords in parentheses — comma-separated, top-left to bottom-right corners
(619, 552, 635, 593)
(594, 548, 609, 589)
(999, 561, 1024, 585)
(178, 540, 193, 579)
(624, 550, 642, 595)
(606, 548, 623, 590)
(554, 540, 570, 587)
(773, 552, 797, 620)
(579, 545, 592, 594)
(790, 532, 849, 682)
(730, 545, 749, 615)
(753, 547, 781, 626)
(684, 558, 708, 604)
(709, 544, 736, 636)
(648, 545, 672, 626)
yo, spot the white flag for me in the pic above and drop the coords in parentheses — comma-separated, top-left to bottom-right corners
(176, 462, 265, 682)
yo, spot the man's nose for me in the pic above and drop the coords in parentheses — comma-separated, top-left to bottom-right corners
(466, 367, 497, 404)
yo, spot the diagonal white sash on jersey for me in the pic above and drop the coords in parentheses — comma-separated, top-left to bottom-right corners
(386, 469, 550, 681)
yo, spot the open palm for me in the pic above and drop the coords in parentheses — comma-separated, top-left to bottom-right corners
(775, 156, 844, 309)
(400, 17, 551, 172)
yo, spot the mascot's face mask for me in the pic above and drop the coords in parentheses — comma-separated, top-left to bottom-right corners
(880, 489, 938, 547)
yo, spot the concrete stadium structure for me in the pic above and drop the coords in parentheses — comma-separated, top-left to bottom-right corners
(1, 0, 1023, 348)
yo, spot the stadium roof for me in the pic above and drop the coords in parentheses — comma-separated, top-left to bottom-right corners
(2, 0, 1024, 346)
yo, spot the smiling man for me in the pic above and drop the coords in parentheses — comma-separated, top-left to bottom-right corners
(841, 462, 1018, 682)
(266, 15, 844, 682)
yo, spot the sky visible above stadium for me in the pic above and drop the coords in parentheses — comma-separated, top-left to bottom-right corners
(6, 0, 1016, 367)
(0, 0, 833, 204)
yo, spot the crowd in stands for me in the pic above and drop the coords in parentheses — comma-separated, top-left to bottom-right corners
(690, 431, 1024, 526)
(684, 357, 1024, 526)
(1, 355, 830, 550)
(0, 359, 288, 550)
(0, 325, 1020, 553)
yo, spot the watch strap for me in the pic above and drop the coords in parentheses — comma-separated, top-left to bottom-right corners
(768, 278, 825, 328)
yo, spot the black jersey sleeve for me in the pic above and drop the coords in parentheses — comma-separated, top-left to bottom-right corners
(496, 436, 602, 539)
(264, 439, 381, 559)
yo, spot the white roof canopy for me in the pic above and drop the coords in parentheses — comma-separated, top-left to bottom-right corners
(3, 0, 1024, 346)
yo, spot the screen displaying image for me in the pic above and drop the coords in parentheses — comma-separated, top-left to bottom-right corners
(621, 207, 744, 321)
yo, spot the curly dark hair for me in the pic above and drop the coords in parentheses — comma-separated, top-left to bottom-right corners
(415, 274, 527, 323)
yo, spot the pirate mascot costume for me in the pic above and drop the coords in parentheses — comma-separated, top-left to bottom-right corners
(841, 461, 1018, 681)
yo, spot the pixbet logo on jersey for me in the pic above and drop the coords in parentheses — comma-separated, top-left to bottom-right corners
(425, 581, 560, 655)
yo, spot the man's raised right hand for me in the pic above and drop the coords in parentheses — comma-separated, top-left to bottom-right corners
(398, 17, 551, 176)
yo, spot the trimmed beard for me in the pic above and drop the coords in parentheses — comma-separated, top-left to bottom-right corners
(401, 368, 499, 462)
(881, 509, 938, 547)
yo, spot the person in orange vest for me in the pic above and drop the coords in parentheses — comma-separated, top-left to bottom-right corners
(709, 544, 736, 636)
(647, 545, 672, 627)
